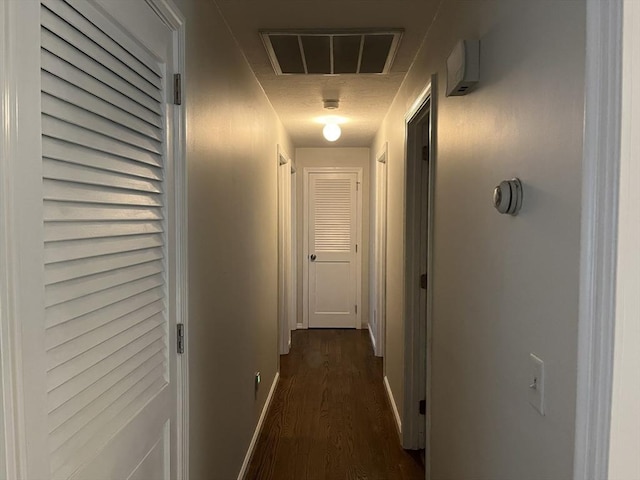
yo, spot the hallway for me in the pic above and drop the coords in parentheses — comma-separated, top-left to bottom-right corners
(247, 330, 424, 480)
(3, 0, 639, 478)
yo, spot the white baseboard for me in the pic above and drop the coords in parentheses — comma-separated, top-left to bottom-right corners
(368, 323, 377, 351)
(384, 375, 402, 437)
(237, 372, 280, 480)
(296, 322, 306, 329)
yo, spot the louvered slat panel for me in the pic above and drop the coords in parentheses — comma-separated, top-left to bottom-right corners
(41, 2, 168, 476)
(45, 274, 164, 327)
(47, 301, 164, 368)
(41, 29, 162, 115)
(314, 178, 352, 252)
(42, 72, 162, 141)
(41, 51, 162, 128)
(43, 117, 161, 167)
(45, 221, 163, 242)
(44, 159, 162, 193)
(42, 94, 163, 154)
(47, 332, 164, 411)
(44, 179, 162, 206)
(45, 202, 163, 223)
(45, 249, 164, 285)
(46, 289, 164, 349)
(49, 361, 166, 452)
(43, 137, 163, 180)
(40, 0, 161, 85)
(47, 319, 164, 391)
(41, 9, 162, 100)
(45, 234, 163, 264)
(51, 376, 167, 479)
(45, 262, 164, 307)
(48, 346, 164, 431)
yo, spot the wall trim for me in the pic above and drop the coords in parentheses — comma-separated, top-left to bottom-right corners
(237, 372, 280, 480)
(384, 375, 402, 438)
(573, 0, 623, 479)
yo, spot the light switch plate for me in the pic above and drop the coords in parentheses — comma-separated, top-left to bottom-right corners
(528, 354, 545, 415)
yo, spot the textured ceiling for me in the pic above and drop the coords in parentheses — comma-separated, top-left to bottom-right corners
(215, 0, 441, 147)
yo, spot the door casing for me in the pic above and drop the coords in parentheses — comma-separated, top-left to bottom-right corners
(277, 146, 294, 354)
(402, 79, 436, 464)
(372, 144, 388, 357)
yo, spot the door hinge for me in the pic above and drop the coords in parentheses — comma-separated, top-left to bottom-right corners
(177, 323, 185, 354)
(173, 73, 182, 106)
(356, 181, 360, 191)
(355, 244, 358, 253)
(420, 273, 427, 290)
(422, 145, 429, 161)
(419, 399, 426, 415)
(355, 304, 358, 314)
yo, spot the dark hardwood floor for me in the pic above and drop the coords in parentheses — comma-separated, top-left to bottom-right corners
(246, 329, 425, 480)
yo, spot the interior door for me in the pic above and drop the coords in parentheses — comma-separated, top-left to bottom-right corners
(38, 0, 178, 477)
(307, 171, 358, 328)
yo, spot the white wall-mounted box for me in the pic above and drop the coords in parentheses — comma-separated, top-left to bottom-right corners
(446, 39, 480, 96)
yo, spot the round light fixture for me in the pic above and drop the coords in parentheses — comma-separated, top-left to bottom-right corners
(323, 123, 341, 142)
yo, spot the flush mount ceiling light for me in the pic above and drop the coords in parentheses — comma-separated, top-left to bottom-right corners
(323, 123, 341, 142)
(321, 99, 342, 141)
(261, 29, 404, 75)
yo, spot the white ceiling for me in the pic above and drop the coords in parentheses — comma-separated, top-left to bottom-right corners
(215, 0, 441, 147)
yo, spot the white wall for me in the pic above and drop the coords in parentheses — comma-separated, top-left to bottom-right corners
(608, 2, 640, 477)
(173, 1, 294, 477)
(371, 1, 586, 478)
(295, 148, 370, 329)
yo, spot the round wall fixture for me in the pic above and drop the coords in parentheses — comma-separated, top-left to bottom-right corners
(493, 178, 523, 215)
(323, 123, 341, 142)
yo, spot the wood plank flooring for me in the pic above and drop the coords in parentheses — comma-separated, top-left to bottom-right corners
(246, 329, 425, 480)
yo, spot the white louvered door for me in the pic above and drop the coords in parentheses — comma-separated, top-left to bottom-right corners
(307, 172, 359, 328)
(39, 0, 178, 478)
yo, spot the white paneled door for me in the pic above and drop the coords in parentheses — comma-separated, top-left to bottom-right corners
(3, 0, 182, 478)
(306, 171, 360, 328)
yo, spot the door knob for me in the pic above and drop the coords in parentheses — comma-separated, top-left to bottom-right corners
(310, 254, 317, 261)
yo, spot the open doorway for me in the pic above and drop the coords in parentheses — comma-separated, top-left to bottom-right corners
(403, 79, 436, 464)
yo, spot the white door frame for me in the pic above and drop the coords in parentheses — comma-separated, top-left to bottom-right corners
(277, 145, 293, 354)
(0, 1, 189, 478)
(372, 144, 388, 357)
(402, 79, 435, 458)
(572, 0, 623, 479)
(290, 164, 298, 335)
(151, 2, 189, 478)
(302, 167, 363, 329)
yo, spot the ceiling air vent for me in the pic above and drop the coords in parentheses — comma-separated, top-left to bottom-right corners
(261, 29, 403, 75)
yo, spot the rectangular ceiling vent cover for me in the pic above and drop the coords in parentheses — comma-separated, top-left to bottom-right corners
(261, 29, 403, 75)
